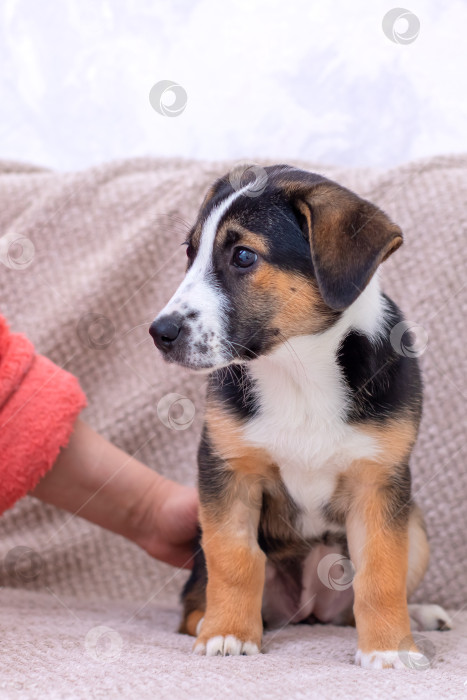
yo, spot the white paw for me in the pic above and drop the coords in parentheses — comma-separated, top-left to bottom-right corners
(194, 635, 260, 657)
(355, 649, 428, 670)
(408, 604, 452, 631)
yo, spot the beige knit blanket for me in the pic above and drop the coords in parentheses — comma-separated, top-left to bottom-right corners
(0, 156, 465, 698)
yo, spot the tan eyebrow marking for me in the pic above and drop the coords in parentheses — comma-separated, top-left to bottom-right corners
(189, 222, 203, 249)
(215, 223, 270, 256)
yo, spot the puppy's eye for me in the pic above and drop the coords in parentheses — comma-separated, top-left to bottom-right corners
(183, 242, 195, 261)
(231, 247, 257, 269)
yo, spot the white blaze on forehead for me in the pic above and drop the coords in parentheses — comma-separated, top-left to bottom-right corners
(160, 186, 249, 316)
(154, 185, 251, 367)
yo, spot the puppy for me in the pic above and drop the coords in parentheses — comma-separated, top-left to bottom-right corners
(150, 165, 451, 669)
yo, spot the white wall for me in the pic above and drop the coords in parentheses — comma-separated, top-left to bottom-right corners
(1, 0, 466, 171)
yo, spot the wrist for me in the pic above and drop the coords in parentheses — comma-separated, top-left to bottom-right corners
(126, 474, 199, 568)
(124, 469, 169, 546)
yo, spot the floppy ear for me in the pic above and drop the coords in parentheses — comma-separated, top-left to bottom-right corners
(287, 176, 403, 310)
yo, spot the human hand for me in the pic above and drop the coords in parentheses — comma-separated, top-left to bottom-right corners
(32, 418, 199, 569)
(134, 478, 199, 569)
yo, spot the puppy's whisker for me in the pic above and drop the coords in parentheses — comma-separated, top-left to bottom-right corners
(159, 213, 193, 234)
(228, 339, 260, 361)
(220, 337, 239, 361)
(218, 335, 247, 362)
(122, 321, 152, 336)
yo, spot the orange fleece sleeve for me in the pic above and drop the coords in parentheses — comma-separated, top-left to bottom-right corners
(0, 314, 87, 514)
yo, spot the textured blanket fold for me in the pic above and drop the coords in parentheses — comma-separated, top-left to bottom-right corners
(0, 313, 87, 514)
(0, 155, 465, 698)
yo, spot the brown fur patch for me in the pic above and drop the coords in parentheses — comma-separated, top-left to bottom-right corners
(326, 416, 421, 653)
(278, 176, 403, 309)
(406, 505, 430, 598)
(251, 266, 334, 336)
(347, 490, 414, 654)
(188, 221, 203, 253)
(180, 609, 205, 637)
(195, 495, 266, 649)
(205, 402, 275, 479)
(215, 222, 270, 257)
(327, 415, 417, 525)
(359, 416, 418, 465)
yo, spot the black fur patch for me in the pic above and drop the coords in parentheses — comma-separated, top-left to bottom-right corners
(209, 365, 258, 421)
(336, 295, 423, 424)
(179, 530, 207, 624)
(197, 425, 234, 508)
(218, 192, 315, 278)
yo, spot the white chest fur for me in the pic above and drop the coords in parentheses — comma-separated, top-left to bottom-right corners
(243, 278, 385, 538)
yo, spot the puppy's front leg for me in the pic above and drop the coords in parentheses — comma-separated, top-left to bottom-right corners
(194, 472, 265, 656)
(346, 462, 421, 670)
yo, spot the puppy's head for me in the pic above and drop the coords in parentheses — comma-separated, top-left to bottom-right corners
(150, 166, 402, 370)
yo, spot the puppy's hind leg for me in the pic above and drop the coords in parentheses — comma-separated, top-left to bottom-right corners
(406, 505, 452, 632)
(408, 604, 452, 631)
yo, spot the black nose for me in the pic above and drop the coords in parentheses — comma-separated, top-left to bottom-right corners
(149, 315, 182, 351)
